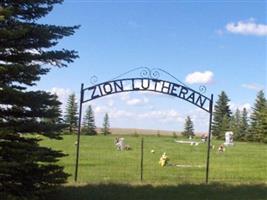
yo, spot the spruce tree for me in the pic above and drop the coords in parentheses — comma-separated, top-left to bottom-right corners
(40, 94, 64, 124)
(262, 103, 267, 143)
(101, 113, 111, 135)
(248, 91, 267, 142)
(64, 93, 78, 133)
(82, 105, 97, 135)
(0, 1, 79, 199)
(182, 116, 194, 138)
(212, 91, 232, 139)
(220, 115, 230, 136)
(230, 109, 242, 140)
(240, 108, 249, 141)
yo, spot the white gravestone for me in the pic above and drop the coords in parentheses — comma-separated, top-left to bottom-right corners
(224, 131, 234, 146)
(115, 138, 125, 150)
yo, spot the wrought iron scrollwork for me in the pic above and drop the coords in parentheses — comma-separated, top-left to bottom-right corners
(140, 67, 150, 78)
(90, 75, 98, 85)
(151, 68, 160, 79)
(110, 67, 186, 86)
(92, 67, 209, 94)
(199, 85, 207, 94)
(151, 68, 188, 87)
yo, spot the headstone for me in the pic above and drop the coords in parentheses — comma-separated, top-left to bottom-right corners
(224, 131, 234, 146)
(115, 137, 125, 150)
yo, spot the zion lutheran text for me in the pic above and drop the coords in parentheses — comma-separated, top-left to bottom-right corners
(85, 78, 211, 112)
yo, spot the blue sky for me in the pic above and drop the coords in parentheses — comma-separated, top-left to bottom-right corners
(36, 0, 266, 132)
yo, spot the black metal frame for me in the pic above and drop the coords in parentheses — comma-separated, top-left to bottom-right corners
(74, 67, 213, 183)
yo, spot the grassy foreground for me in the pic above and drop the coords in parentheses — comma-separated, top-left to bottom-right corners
(41, 134, 267, 184)
(40, 134, 267, 200)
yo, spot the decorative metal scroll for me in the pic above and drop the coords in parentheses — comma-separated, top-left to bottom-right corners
(90, 67, 208, 93)
(109, 67, 189, 87)
(82, 77, 212, 113)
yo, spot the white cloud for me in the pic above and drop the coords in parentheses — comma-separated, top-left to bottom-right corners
(93, 104, 183, 124)
(94, 105, 107, 114)
(120, 92, 130, 101)
(49, 87, 72, 97)
(138, 109, 184, 123)
(126, 98, 142, 105)
(229, 102, 252, 113)
(186, 108, 210, 129)
(241, 83, 264, 91)
(108, 100, 114, 107)
(112, 110, 134, 118)
(117, 91, 150, 106)
(226, 19, 267, 36)
(144, 97, 149, 103)
(126, 97, 149, 106)
(185, 70, 214, 84)
(94, 105, 133, 119)
(48, 87, 73, 109)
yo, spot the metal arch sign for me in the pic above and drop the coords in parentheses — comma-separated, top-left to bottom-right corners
(82, 78, 212, 113)
(74, 67, 214, 184)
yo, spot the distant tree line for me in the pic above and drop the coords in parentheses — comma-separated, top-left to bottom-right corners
(66, 91, 266, 143)
(182, 90, 266, 143)
(212, 90, 267, 143)
(64, 93, 111, 135)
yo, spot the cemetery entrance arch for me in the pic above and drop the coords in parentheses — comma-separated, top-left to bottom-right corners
(74, 67, 214, 183)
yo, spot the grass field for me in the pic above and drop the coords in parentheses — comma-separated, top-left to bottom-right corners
(41, 134, 267, 184)
(40, 133, 267, 200)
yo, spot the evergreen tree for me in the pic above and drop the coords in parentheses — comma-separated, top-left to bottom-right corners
(221, 115, 230, 135)
(82, 105, 97, 135)
(262, 104, 267, 143)
(230, 109, 242, 140)
(101, 113, 111, 135)
(248, 91, 267, 142)
(182, 116, 194, 138)
(0, 1, 79, 199)
(64, 93, 78, 133)
(40, 94, 64, 124)
(240, 108, 249, 140)
(212, 91, 232, 139)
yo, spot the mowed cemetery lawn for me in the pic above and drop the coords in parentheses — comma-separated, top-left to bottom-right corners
(41, 134, 267, 184)
(41, 134, 267, 200)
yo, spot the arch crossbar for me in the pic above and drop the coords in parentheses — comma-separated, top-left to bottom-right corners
(74, 70, 214, 184)
(82, 78, 211, 113)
